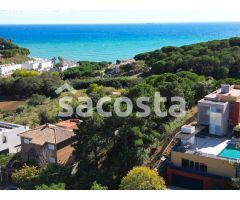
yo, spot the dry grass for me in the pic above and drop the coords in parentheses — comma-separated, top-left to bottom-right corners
(0, 100, 25, 111)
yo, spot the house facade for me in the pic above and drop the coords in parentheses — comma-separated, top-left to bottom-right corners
(167, 84, 240, 189)
(21, 59, 53, 72)
(19, 120, 78, 165)
(0, 63, 22, 76)
(0, 121, 29, 154)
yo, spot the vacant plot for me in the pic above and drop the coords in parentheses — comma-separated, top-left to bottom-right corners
(0, 100, 25, 111)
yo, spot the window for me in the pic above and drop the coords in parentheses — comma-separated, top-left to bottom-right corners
(49, 156, 56, 163)
(211, 107, 222, 113)
(182, 159, 207, 172)
(200, 163, 207, 172)
(2, 136, 7, 143)
(48, 144, 55, 151)
(182, 159, 189, 168)
(23, 138, 30, 144)
(195, 162, 200, 170)
(190, 161, 194, 169)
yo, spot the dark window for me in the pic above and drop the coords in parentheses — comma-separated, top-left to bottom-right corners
(200, 163, 207, 172)
(190, 161, 194, 169)
(2, 136, 7, 143)
(182, 159, 189, 168)
(195, 162, 200, 170)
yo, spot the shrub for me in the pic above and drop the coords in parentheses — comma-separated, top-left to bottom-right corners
(12, 164, 40, 189)
(119, 166, 166, 190)
(35, 183, 65, 190)
(27, 94, 47, 106)
(91, 181, 108, 190)
(39, 164, 71, 185)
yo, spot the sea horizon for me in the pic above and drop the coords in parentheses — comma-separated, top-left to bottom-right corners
(1, 22, 240, 62)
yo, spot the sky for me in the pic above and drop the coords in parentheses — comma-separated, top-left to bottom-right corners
(0, 0, 240, 24)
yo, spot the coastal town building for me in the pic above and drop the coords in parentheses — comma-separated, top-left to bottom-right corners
(21, 58, 53, 72)
(0, 63, 22, 76)
(19, 120, 79, 165)
(0, 121, 29, 154)
(167, 84, 240, 189)
(51, 60, 77, 73)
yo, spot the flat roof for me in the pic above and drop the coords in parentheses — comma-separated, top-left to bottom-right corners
(203, 85, 240, 102)
(186, 136, 230, 156)
(0, 121, 24, 133)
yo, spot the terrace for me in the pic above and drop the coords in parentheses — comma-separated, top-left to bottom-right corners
(173, 125, 240, 163)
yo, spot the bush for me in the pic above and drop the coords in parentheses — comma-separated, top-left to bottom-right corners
(0, 154, 12, 167)
(119, 166, 166, 190)
(13, 69, 39, 77)
(27, 94, 47, 106)
(71, 77, 142, 89)
(91, 181, 108, 190)
(35, 183, 65, 190)
(39, 164, 71, 185)
(12, 164, 40, 189)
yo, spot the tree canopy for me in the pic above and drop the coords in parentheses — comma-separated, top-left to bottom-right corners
(119, 166, 166, 190)
(135, 37, 240, 79)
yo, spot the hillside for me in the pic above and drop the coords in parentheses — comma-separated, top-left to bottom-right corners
(0, 37, 30, 64)
(134, 37, 240, 79)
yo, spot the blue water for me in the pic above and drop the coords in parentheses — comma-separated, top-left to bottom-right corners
(1, 23, 240, 62)
(219, 144, 240, 160)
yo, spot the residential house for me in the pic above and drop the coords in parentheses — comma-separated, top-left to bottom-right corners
(167, 84, 240, 189)
(0, 121, 29, 154)
(19, 120, 79, 165)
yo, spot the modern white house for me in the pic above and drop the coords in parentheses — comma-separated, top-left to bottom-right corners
(0, 63, 22, 76)
(0, 121, 30, 154)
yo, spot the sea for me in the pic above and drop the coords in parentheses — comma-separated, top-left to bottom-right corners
(1, 23, 240, 62)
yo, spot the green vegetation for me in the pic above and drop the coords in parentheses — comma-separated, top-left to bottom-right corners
(71, 76, 142, 89)
(12, 164, 71, 190)
(2, 37, 240, 189)
(105, 60, 147, 76)
(119, 166, 166, 190)
(35, 183, 65, 190)
(12, 164, 40, 189)
(233, 125, 240, 138)
(0, 154, 12, 167)
(91, 181, 108, 190)
(135, 37, 240, 79)
(38, 164, 71, 186)
(0, 37, 30, 64)
(12, 69, 39, 77)
(62, 61, 111, 79)
(0, 72, 63, 98)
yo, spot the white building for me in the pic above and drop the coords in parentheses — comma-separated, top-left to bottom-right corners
(0, 121, 30, 154)
(52, 61, 77, 73)
(0, 63, 22, 76)
(22, 58, 53, 72)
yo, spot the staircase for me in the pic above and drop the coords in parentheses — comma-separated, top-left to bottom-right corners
(162, 137, 178, 158)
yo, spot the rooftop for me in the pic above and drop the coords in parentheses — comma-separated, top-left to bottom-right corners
(0, 121, 25, 133)
(204, 85, 240, 102)
(186, 136, 230, 156)
(19, 124, 75, 145)
(56, 119, 80, 130)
